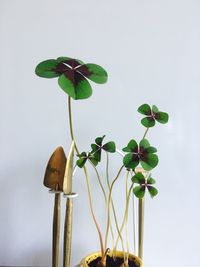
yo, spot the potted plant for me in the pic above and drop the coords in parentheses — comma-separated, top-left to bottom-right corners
(35, 56, 169, 267)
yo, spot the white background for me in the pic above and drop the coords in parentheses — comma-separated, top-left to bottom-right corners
(1, 0, 200, 266)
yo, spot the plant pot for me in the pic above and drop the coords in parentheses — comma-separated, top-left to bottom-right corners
(81, 251, 144, 267)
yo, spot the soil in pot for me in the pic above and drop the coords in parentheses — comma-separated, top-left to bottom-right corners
(88, 255, 138, 267)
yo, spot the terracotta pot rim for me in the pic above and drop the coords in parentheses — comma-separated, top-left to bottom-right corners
(81, 250, 144, 267)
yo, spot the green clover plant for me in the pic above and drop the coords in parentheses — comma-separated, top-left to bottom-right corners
(35, 56, 169, 267)
(138, 104, 168, 128)
(35, 57, 107, 100)
(132, 172, 158, 199)
(122, 139, 158, 171)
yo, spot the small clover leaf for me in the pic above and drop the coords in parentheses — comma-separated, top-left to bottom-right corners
(138, 104, 169, 128)
(132, 173, 158, 199)
(76, 152, 98, 168)
(122, 139, 158, 171)
(91, 135, 116, 162)
(35, 57, 108, 100)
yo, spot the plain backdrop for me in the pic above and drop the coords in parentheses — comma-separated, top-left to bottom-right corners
(1, 0, 200, 266)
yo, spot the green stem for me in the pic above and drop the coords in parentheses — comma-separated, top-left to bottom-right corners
(90, 161, 107, 204)
(125, 171, 130, 263)
(104, 166, 124, 251)
(142, 128, 149, 139)
(138, 198, 144, 259)
(68, 96, 105, 257)
(106, 153, 125, 258)
(114, 183, 134, 252)
(105, 154, 115, 252)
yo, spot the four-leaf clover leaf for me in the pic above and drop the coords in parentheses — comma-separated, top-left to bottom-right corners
(138, 104, 169, 128)
(35, 57, 108, 100)
(132, 172, 158, 198)
(91, 135, 116, 162)
(122, 139, 158, 171)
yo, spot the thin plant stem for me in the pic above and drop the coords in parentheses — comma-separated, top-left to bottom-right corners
(104, 154, 115, 252)
(106, 154, 124, 256)
(142, 128, 149, 139)
(90, 161, 107, 204)
(137, 127, 149, 259)
(132, 195, 136, 255)
(68, 96, 105, 257)
(138, 198, 144, 259)
(125, 171, 130, 263)
(104, 166, 124, 251)
(114, 183, 134, 252)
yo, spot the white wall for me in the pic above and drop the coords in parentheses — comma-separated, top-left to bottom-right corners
(1, 0, 200, 266)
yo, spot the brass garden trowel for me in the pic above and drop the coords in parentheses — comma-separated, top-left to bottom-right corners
(44, 146, 67, 267)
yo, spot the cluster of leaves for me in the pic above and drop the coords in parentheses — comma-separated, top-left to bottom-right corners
(122, 139, 158, 171)
(138, 104, 169, 128)
(76, 135, 116, 168)
(35, 57, 107, 100)
(132, 172, 158, 198)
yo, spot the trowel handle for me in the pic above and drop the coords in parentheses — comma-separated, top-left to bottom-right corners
(63, 198, 73, 267)
(52, 193, 61, 267)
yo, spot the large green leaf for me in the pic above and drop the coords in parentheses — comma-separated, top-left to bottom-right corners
(146, 146, 157, 153)
(152, 105, 159, 113)
(123, 153, 139, 169)
(35, 59, 60, 78)
(95, 136, 105, 146)
(58, 74, 76, 99)
(141, 117, 155, 128)
(57, 57, 84, 65)
(138, 104, 151, 115)
(74, 74, 93, 99)
(147, 186, 158, 198)
(88, 155, 98, 166)
(103, 142, 116, 153)
(131, 172, 145, 184)
(133, 186, 145, 198)
(155, 112, 169, 124)
(139, 139, 150, 149)
(122, 139, 138, 152)
(77, 64, 108, 84)
(141, 154, 159, 170)
(147, 176, 156, 184)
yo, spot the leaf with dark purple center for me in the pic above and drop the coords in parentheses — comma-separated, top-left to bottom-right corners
(35, 57, 108, 100)
(139, 139, 150, 149)
(133, 186, 146, 198)
(58, 74, 76, 99)
(123, 139, 158, 171)
(122, 139, 138, 153)
(35, 59, 60, 78)
(123, 153, 139, 169)
(138, 103, 169, 128)
(141, 153, 158, 171)
(141, 117, 155, 128)
(95, 135, 105, 146)
(147, 176, 156, 184)
(57, 57, 84, 68)
(77, 64, 108, 84)
(132, 173, 158, 198)
(131, 172, 145, 184)
(103, 142, 116, 153)
(147, 186, 158, 198)
(155, 112, 169, 124)
(91, 135, 116, 162)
